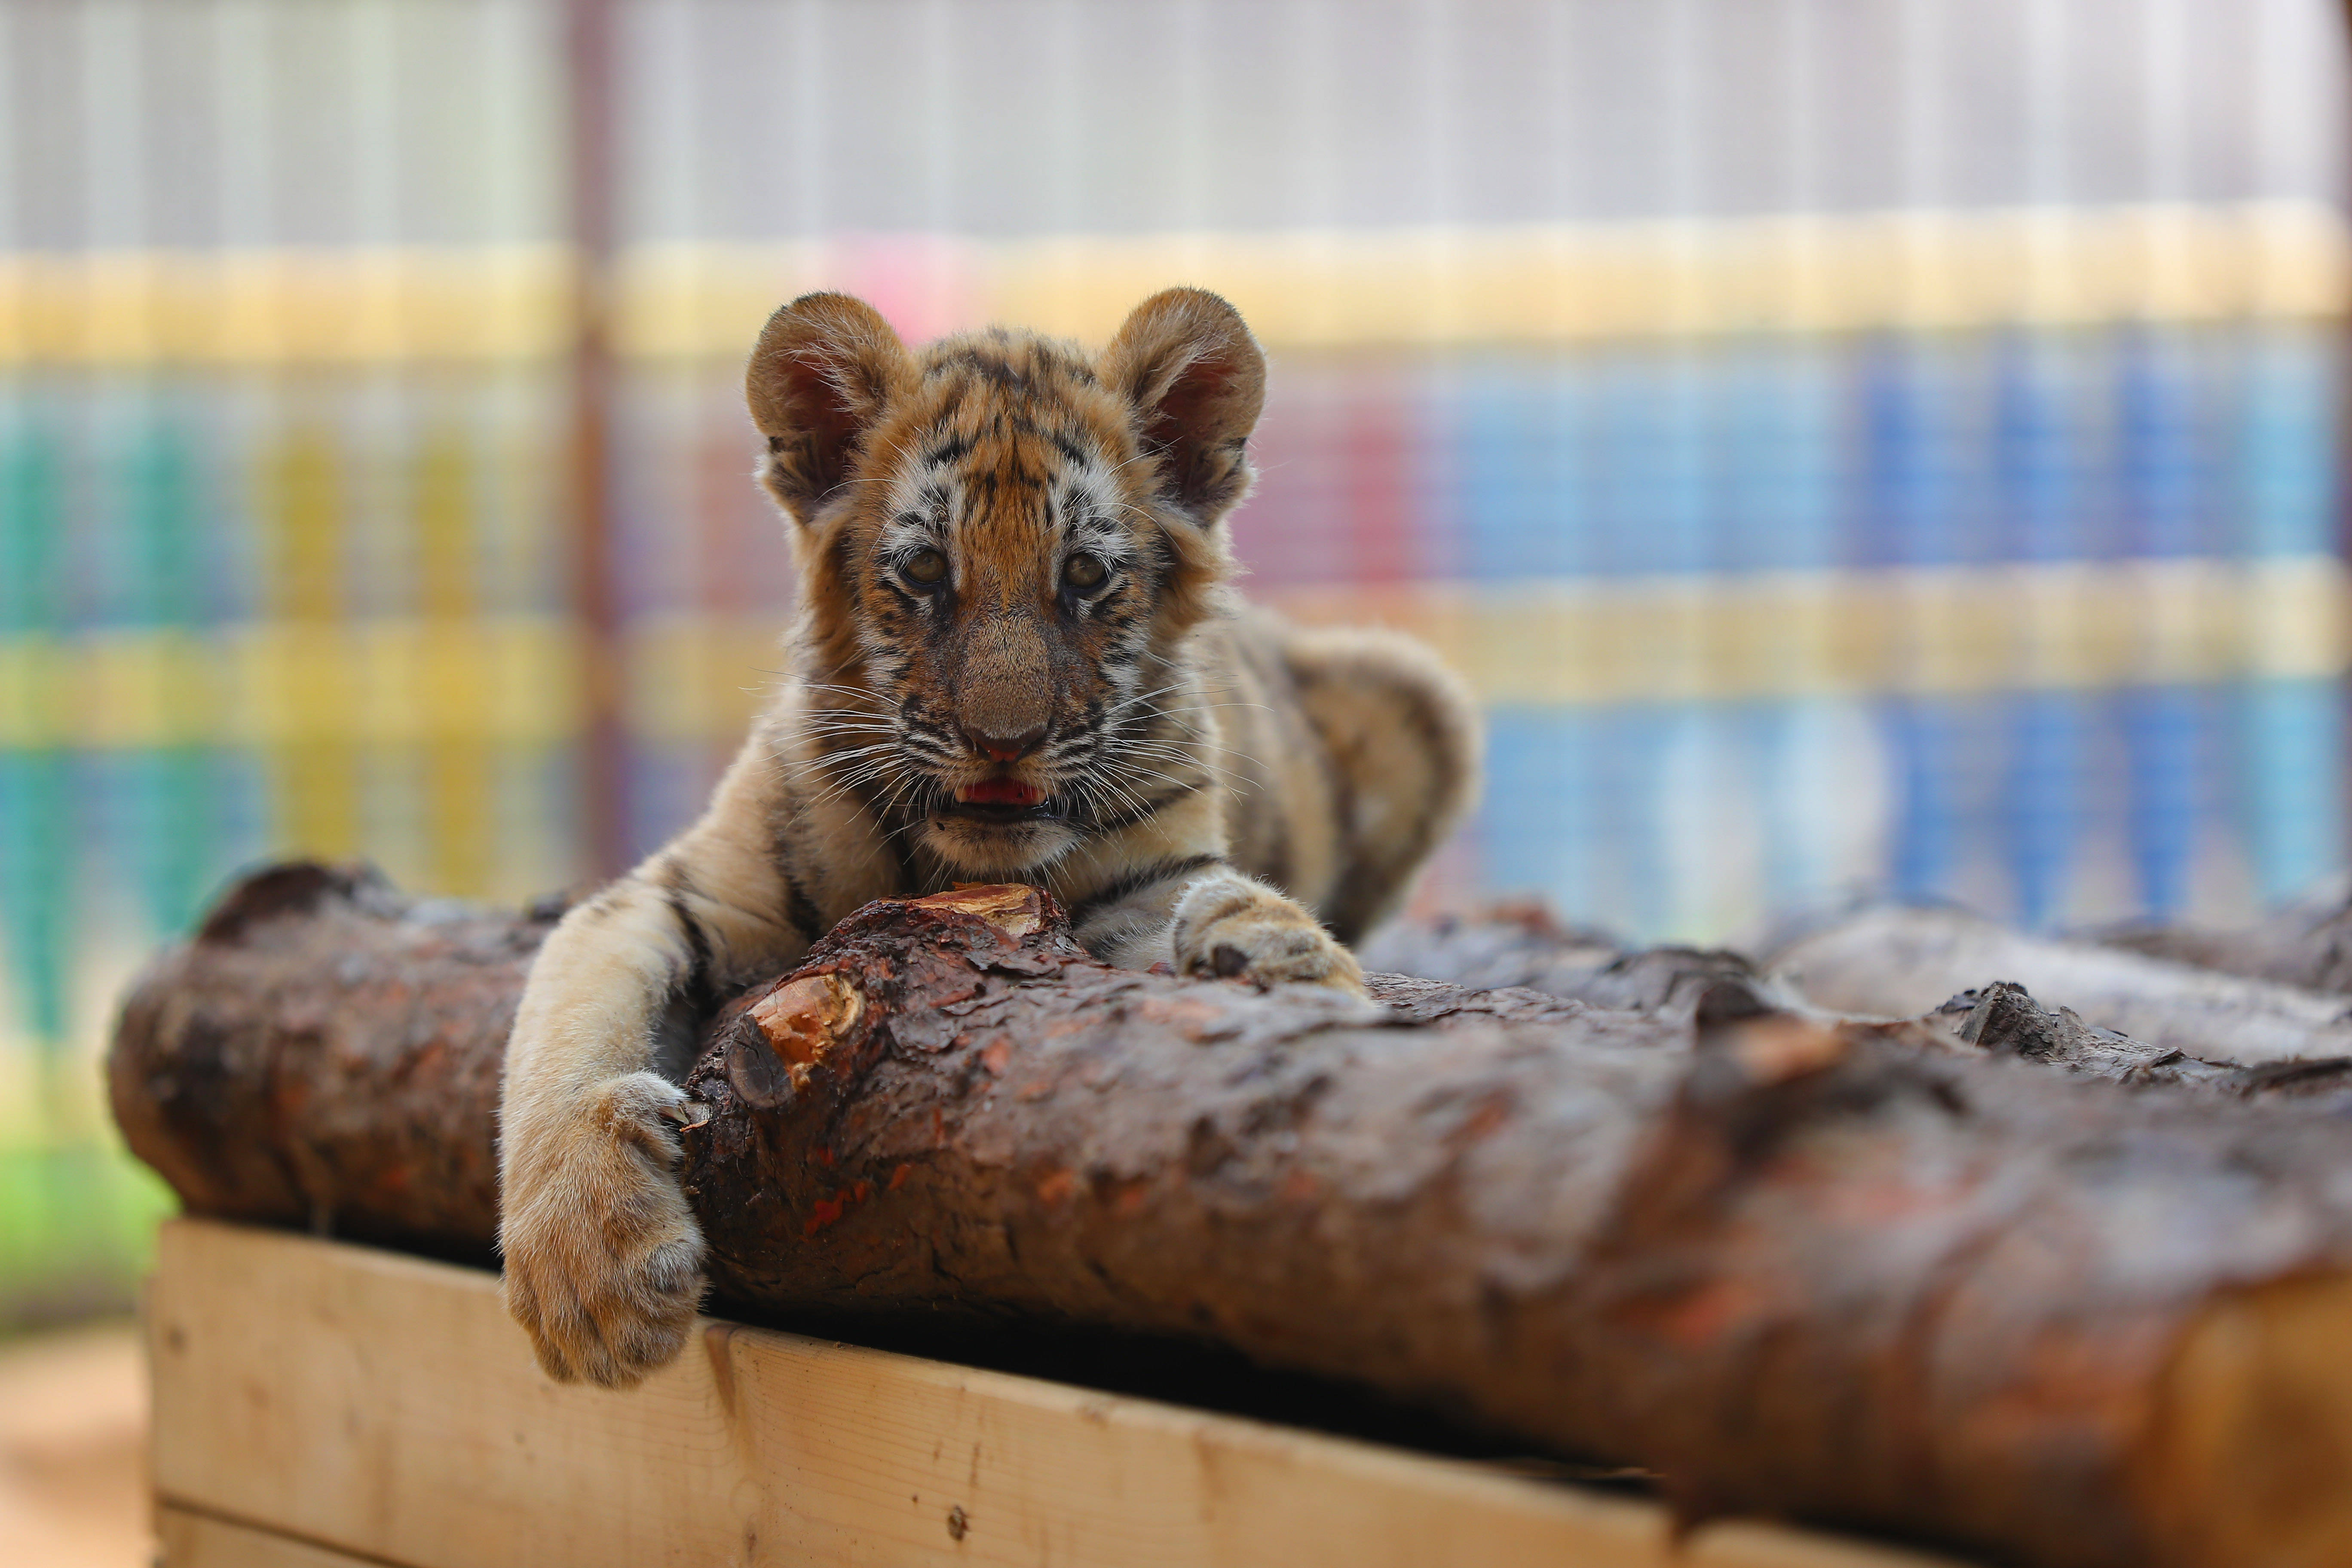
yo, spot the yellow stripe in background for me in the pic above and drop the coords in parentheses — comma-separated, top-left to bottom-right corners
(410, 421, 494, 897)
(0, 203, 2342, 368)
(619, 614, 785, 747)
(1, 557, 2341, 753)
(1270, 557, 2352, 706)
(0, 619, 584, 751)
(0, 246, 575, 368)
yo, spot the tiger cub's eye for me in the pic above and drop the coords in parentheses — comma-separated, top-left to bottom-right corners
(1064, 552, 1109, 592)
(903, 548, 949, 588)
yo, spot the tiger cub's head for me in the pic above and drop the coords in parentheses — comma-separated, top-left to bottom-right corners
(746, 287, 1263, 876)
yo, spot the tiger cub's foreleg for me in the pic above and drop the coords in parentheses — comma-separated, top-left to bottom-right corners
(497, 750, 806, 1387)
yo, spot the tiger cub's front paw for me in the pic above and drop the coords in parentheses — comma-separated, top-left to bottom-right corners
(1171, 875, 1368, 996)
(499, 1071, 709, 1389)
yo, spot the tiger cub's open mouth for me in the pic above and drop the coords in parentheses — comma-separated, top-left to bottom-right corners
(944, 775, 1052, 823)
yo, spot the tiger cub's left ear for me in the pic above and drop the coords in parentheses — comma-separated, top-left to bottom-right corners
(747, 292, 918, 523)
(1100, 288, 1266, 526)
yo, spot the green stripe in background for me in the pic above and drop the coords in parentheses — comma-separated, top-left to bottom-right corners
(0, 1140, 173, 1335)
(0, 396, 178, 1335)
(123, 390, 219, 937)
(0, 412, 70, 1051)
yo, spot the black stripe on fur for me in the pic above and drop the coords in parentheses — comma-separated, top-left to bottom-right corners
(1068, 853, 1224, 929)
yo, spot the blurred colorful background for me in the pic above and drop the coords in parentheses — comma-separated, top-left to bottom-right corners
(3, 0, 2349, 1335)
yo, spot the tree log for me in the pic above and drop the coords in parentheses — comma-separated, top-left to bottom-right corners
(1369, 903, 2352, 1078)
(110, 865, 2352, 1568)
(107, 862, 548, 1256)
(1924, 981, 2352, 1106)
(1764, 905, 2352, 1069)
(2088, 881, 2352, 995)
(1357, 905, 1786, 1017)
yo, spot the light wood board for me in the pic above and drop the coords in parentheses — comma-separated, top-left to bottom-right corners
(160, 1507, 398, 1568)
(149, 1217, 1967, 1568)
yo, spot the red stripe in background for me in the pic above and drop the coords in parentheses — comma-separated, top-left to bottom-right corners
(1339, 369, 1422, 587)
(1231, 375, 1331, 588)
(695, 398, 792, 795)
(1335, 366, 1477, 912)
(696, 428, 747, 619)
(1240, 363, 1429, 589)
(695, 378, 800, 622)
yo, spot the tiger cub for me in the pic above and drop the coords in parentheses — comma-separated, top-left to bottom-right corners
(499, 287, 1479, 1386)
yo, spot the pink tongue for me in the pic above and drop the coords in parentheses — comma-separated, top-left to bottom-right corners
(962, 777, 1042, 807)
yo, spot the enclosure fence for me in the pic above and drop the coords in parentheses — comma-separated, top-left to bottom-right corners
(2, 0, 2346, 1324)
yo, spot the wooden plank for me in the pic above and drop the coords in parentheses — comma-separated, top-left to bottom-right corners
(148, 1217, 1968, 1568)
(159, 1506, 395, 1568)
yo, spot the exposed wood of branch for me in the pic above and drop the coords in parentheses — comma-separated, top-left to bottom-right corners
(110, 865, 2352, 1568)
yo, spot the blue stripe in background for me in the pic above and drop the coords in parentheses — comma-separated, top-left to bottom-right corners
(1596, 350, 1710, 578)
(1994, 333, 2084, 928)
(2119, 328, 2216, 559)
(2239, 328, 2346, 905)
(1443, 322, 2348, 942)
(2247, 679, 2345, 903)
(117, 391, 220, 937)
(2004, 693, 2087, 930)
(1479, 707, 1598, 922)
(2121, 686, 2207, 921)
(1885, 699, 1959, 906)
(1595, 706, 1679, 939)
(1863, 338, 1973, 916)
(1719, 341, 1841, 575)
(1455, 357, 1589, 582)
(1727, 340, 1850, 916)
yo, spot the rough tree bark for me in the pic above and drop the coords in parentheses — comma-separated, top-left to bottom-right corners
(110, 864, 2352, 1568)
(108, 862, 549, 1256)
(2089, 881, 2352, 995)
(1923, 980, 2352, 1107)
(1375, 903, 2352, 1077)
(1766, 906, 2352, 1067)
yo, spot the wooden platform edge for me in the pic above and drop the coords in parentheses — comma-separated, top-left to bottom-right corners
(147, 1216, 1969, 1568)
(159, 1507, 405, 1568)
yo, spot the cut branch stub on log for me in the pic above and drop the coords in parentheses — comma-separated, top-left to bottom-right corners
(109, 866, 2352, 1568)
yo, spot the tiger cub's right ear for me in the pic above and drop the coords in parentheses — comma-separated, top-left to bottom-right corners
(746, 293, 916, 521)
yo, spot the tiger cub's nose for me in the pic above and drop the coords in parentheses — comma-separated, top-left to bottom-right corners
(964, 722, 1047, 763)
